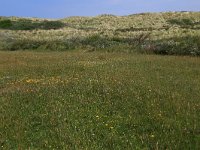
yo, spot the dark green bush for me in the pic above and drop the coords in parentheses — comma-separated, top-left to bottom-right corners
(2, 40, 75, 51)
(0, 19, 65, 30)
(81, 35, 121, 49)
(39, 20, 65, 30)
(167, 19, 197, 29)
(141, 36, 200, 56)
(0, 20, 12, 28)
(14, 20, 65, 30)
(168, 19, 193, 26)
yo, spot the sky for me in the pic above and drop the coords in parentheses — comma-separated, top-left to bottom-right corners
(0, 0, 200, 18)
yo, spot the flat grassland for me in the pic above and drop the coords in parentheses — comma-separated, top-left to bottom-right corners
(0, 51, 200, 149)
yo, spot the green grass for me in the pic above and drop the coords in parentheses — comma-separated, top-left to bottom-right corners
(0, 51, 200, 149)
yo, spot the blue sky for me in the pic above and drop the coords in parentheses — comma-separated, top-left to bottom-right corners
(0, 0, 200, 18)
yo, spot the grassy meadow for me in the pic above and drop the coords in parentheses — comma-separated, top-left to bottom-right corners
(0, 51, 200, 149)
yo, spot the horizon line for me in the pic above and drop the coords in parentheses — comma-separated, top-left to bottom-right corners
(1, 11, 199, 20)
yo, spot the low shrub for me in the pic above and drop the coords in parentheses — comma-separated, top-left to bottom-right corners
(141, 36, 200, 56)
(0, 19, 65, 30)
(168, 19, 193, 26)
(81, 35, 122, 50)
(1, 40, 78, 51)
(0, 20, 12, 28)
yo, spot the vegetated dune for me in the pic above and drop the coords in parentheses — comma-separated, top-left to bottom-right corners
(0, 12, 200, 55)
